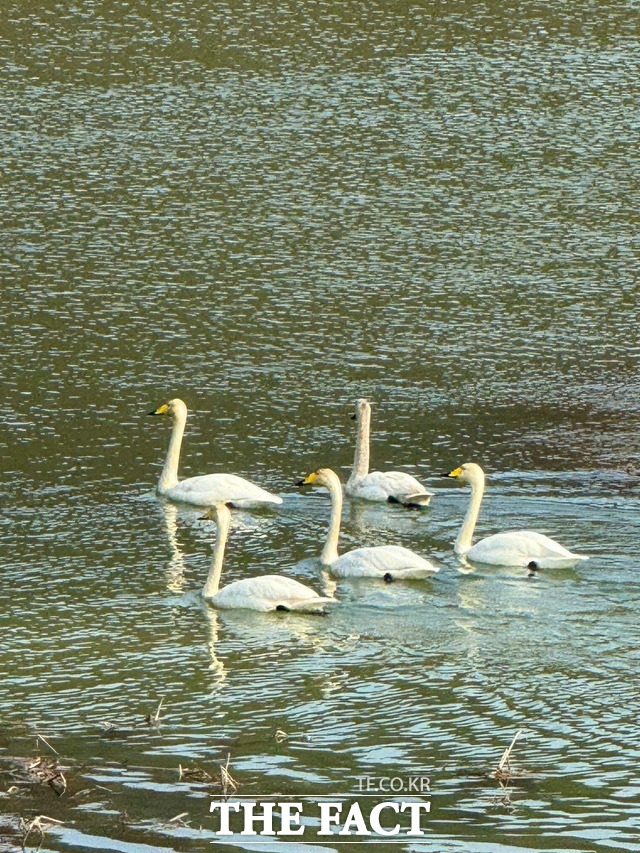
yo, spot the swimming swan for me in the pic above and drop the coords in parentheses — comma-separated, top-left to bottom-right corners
(149, 399, 282, 508)
(300, 468, 439, 579)
(202, 504, 337, 613)
(345, 399, 434, 507)
(445, 463, 588, 568)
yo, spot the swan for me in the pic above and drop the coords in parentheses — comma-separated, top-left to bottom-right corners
(299, 468, 439, 580)
(345, 399, 434, 507)
(201, 503, 337, 613)
(148, 399, 282, 508)
(444, 463, 589, 568)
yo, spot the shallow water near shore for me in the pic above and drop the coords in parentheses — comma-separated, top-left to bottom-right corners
(2, 0, 640, 850)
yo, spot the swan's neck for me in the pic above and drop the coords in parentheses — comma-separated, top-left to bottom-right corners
(321, 475, 343, 565)
(159, 411, 186, 491)
(350, 407, 370, 480)
(203, 510, 230, 598)
(455, 473, 484, 555)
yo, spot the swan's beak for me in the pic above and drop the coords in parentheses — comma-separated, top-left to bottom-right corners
(297, 472, 317, 487)
(442, 467, 463, 478)
(148, 403, 169, 416)
(200, 509, 214, 521)
(350, 414, 356, 420)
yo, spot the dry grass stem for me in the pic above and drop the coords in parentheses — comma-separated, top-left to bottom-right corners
(35, 734, 59, 756)
(220, 753, 237, 799)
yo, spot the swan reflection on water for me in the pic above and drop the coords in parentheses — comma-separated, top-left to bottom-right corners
(160, 501, 189, 594)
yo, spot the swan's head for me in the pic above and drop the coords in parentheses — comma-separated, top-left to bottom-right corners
(351, 398, 371, 422)
(445, 462, 485, 486)
(298, 468, 341, 490)
(148, 398, 188, 419)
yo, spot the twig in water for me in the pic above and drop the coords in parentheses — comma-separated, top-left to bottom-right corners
(152, 698, 165, 724)
(492, 730, 523, 785)
(19, 815, 64, 852)
(167, 812, 190, 827)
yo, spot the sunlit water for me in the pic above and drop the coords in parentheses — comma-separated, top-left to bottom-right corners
(1, 1, 640, 850)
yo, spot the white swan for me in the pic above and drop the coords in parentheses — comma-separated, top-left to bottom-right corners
(300, 468, 439, 579)
(202, 504, 337, 613)
(445, 463, 589, 568)
(345, 399, 434, 507)
(149, 399, 282, 508)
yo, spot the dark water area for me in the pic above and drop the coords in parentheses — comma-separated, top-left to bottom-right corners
(1, 1, 640, 850)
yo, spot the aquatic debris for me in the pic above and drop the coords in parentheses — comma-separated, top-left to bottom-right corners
(166, 812, 190, 827)
(491, 730, 523, 786)
(273, 727, 309, 746)
(178, 764, 214, 783)
(177, 754, 237, 798)
(100, 698, 165, 738)
(18, 814, 64, 851)
(11, 757, 68, 797)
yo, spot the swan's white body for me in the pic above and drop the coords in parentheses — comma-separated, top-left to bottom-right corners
(301, 468, 439, 579)
(447, 463, 589, 568)
(345, 399, 433, 507)
(149, 399, 282, 508)
(202, 504, 336, 613)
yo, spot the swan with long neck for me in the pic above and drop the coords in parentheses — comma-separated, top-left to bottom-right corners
(202, 503, 336, 612)
(345, 399, 434, 507)
(300, 468, 439, 579)
(148, 399, 282, 508)
(445, 463, 588, 568)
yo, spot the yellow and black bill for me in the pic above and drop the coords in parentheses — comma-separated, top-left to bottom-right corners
(148, 403, 169, 416)
(296, 471, 318, 487)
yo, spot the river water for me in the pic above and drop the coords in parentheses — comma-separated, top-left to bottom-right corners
(1, 1, 640, 850)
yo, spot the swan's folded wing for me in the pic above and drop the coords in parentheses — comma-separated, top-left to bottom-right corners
(348, 471, 433, 505)
(212, 575, 335, 611)
(468, 531, 588, 567)
(332, 545, 439, 577)
(167, 473, 282, 506)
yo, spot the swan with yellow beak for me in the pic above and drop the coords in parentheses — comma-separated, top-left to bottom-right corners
(444, 463, 588, 569)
